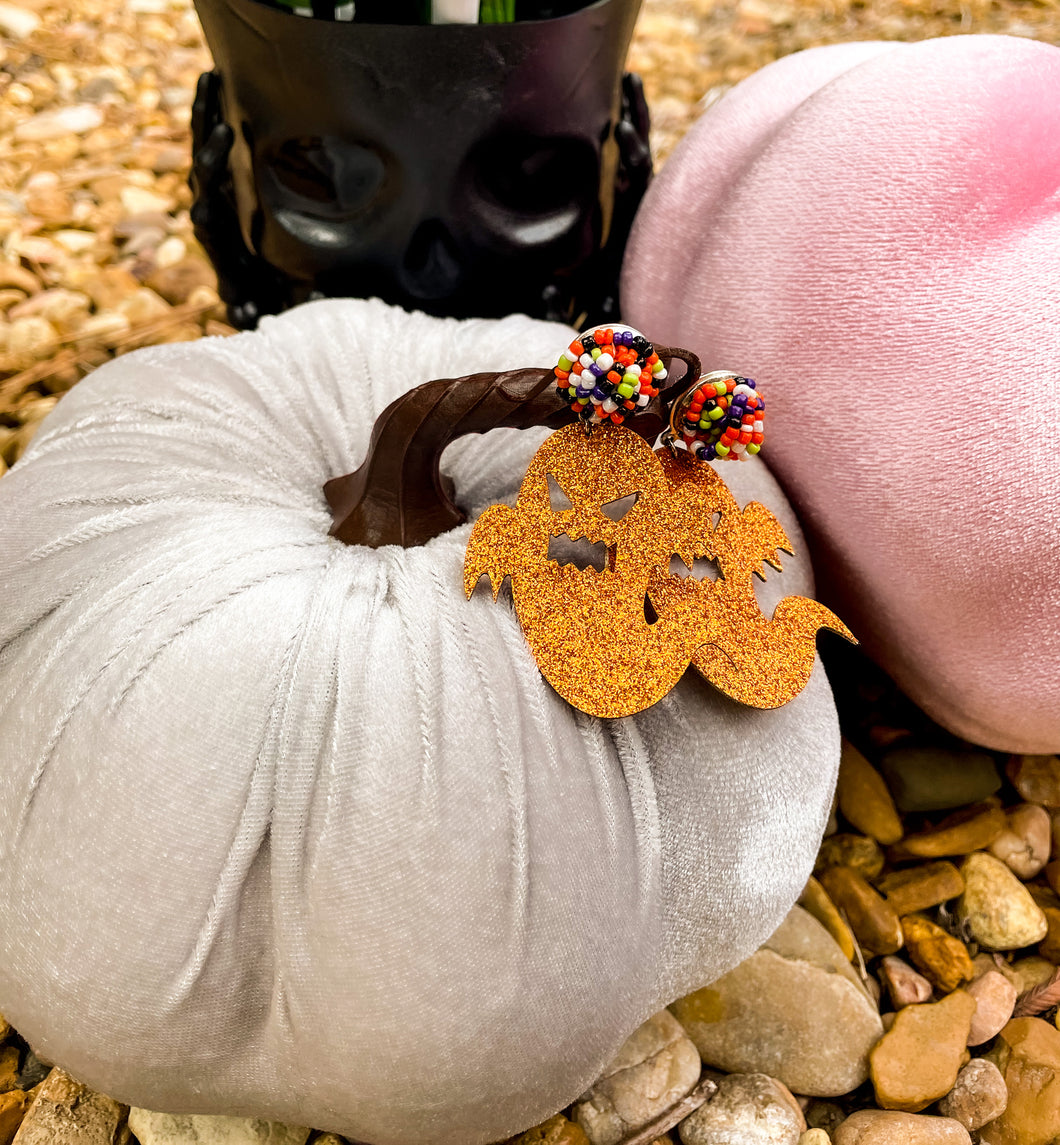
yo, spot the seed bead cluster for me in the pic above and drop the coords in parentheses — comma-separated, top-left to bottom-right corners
(554, 325, 668, 427)
(674, 375, 765, 461)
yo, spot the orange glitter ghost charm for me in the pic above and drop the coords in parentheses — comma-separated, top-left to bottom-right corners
(464, 421, 855, 718)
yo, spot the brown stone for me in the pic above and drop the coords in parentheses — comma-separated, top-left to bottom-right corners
(144, 256, 217, 307)
(834, 1110, 972, 1144)
(938, 1058, 1007, 1132)
(966, 970, 1017, 1045)
(878, 956, 932, 1009)
(804, 1102, 845, 1136)
(889, 803, 1006, 860)
(117, 286, 171, 327)
(1007, 755, 1060, 808)
(1039, 903, 1060, 963)
(900, 915, 974, 993)
(798, 877, 856, 962)
(1044, 858, 1060, 896)
(867, 725, 911, 750)
(988, 954, 1056, 995)
(836, 741, 903, 845)
(65, 265, 141, 312)
(12, 1069, 129, 1145)
(1027, 882, 1060, 911)
(508, 1115, 591, 1145)
(0, 290, 28, 313)
(956, 852, 1048, 950)
(6, 317, 59, 369)
(0, 266, 41, 295)
(980, 1018, 1060, 1145)
(0, 1050, 18, 1095)
(869, 990, 976, 1112)
(989, 803, 1052, 879)
(875, 862, 964, 917)
(815, 835, 884, 880)
(0, 1092, 29, 1145)
(818, 866, 903, 955)
(671, 907, 883, 1097)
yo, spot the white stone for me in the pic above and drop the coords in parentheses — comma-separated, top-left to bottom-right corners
(574, 1010, 702, 1145)
(53, 230, 97, 254)
(119, 185, 175, 216)
(0, 3, 40, 39)
(155, 236, 187, 269)
(679, 1074, 805, 1145)
(128, 1110, 311, 1145)
(14, 104, 103, 142)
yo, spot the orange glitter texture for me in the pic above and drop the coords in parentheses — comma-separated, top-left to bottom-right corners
(464, 423, 855, 718)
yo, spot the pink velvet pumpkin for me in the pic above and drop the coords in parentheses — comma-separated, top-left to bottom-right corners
(623, 34, 1060, 752)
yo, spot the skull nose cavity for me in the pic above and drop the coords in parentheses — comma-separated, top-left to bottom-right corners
(401, 219, 462, 300)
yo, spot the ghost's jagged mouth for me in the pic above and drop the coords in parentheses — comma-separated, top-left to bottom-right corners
(546, 531, 617, 574)
(668, 553, 724, 582)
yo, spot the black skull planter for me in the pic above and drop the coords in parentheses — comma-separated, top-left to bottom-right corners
(190, 0, 651, 329)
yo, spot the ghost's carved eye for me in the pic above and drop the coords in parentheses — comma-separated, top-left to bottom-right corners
(546, 473, 573, 512)
(601, 493, 639, 522)
(669, 554, 723, 582)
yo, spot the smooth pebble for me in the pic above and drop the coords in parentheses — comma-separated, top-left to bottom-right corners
(672, 907, 883, 1097)
(956, 852, 1048, 950)
(573, 1011, 702, 1145)
(834, 1109, 971, 1144)
(937, 1058, 1007, 1132)
(869, 990, 976, 1111)
(965, 970, 1017, 1045)
(677, 1074, 805, 1145)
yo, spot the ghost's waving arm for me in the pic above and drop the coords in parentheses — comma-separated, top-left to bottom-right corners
(464, 504, 525, 601)
(736, 501, 793, 581)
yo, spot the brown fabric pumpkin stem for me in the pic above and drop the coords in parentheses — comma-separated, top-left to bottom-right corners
(325, 346, 701, 549)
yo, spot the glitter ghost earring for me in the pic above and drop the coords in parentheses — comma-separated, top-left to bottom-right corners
(464, 327, 855, 717)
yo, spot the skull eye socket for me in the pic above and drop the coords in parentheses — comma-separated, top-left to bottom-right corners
(269, 137, 338, 204)
(601, 493, 639, 522)
(265, 136, 389, 214)
(546, 473, 573, 512)
(473, 135, 596, 217)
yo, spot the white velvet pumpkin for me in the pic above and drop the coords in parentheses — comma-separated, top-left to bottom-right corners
(0, 299, 840, 1145)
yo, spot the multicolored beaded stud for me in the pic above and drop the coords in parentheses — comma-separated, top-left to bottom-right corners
(554, 324, 668, 426)
(664, 369, 765, 462)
